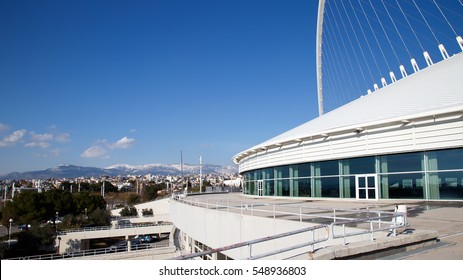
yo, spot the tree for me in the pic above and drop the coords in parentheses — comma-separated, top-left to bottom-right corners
(6, 224, 55, 258)
(5, 192, 47, 225)
(1, 200, 16, 227)
(1, 188, 110, 258)
(141, 183, 164, 202)
(43, 189, 74, 220)
(101, 181, 117, 193)
(141, 208, 153, 216)
(119, 206, 138, 217)
(127, 193, 141, 205)
(72, 191, 106, 215)
(88, 208, 111, 226)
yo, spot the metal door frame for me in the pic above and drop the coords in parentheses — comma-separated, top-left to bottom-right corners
(257, 180, 264, 196)
(355, 174, 378, 200)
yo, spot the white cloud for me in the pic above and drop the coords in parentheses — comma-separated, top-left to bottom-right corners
(34, 148, 62, 157)
(25, 142, 51, 148)
(81, 145, 108, 158)
(26, 132, 70, 149)
(109, 137, 135, 149)
(55, 132, 71, 143)
(82, 136, 135, 158)
(0, 129, 27, 147)
(30, 132, 54, 142)
(0, 123, 8, 133)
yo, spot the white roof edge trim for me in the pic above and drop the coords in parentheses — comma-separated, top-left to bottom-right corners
(232, 106, 463, 164)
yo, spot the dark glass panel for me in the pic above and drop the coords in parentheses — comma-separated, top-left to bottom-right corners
(380, 152, 422, 173)
(295, 179, 311, 197)
(264, 180, 275, 196)
(275, 166, 289, 179)
(342, 157, 375, 175)
(291, 163, 311, 178)
(368, 189, 376, 199)
(382, 173, 424, 199)
(282, 179, 290, 196)
(320, 177, 339, 197)
(359, 189, 366, 199)
(433, 149, 463, 170)
(430, 171, 463, 199)
(262, 168, 274, 179)
(320, 160, 339, 176)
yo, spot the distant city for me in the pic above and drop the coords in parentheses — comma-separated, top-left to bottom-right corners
(0, 163, 238, 180)
(0, 163, 240, 198)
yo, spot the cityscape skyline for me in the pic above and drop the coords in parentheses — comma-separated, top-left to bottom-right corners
(0, 0, 319, 175)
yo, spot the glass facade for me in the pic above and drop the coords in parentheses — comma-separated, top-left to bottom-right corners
(241, 148, 463, 200)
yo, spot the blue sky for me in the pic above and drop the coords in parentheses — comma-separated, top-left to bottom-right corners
(0, 0, 318, 174)
(2, 0, 462, 175)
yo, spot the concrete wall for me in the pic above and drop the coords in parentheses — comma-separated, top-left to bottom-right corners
(170, 199, 360, 260)
(57, 224, 174, 254)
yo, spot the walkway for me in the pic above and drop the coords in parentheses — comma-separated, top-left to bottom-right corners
(182, 193, 463, 259)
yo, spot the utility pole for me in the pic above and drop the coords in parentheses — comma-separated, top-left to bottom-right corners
(101, 181, 105, 197)
(181, 150, 185, 194)
(199, 156, 203, 193)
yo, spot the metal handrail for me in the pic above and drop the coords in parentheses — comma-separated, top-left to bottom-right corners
(8, 241, 174, 260)
(330, 212, 407, 245)
(174, 196, 397, 225)
(172, 196, 409, 259)
(57, 221, 173, 234)
(171, 224, 329, 260)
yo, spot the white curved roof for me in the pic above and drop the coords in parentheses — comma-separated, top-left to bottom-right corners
(234, 52, 463, 162)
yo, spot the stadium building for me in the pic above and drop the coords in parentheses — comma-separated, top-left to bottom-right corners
(233, 1, 463, 201)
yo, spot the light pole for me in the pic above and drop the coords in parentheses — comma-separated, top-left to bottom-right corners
(54, 211, 59, 232)
(57, 236, 61, 254)
(8, 218, 13, 248)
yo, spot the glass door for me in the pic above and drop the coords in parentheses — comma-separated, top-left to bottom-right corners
(257, 180, 264, 196)
(355, 174, 378, 200)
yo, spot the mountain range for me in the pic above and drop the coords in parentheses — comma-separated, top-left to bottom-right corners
(0, 163, 239, 180)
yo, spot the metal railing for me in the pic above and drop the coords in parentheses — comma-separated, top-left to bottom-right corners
(171, 224, 329, 260)
(174, 196, 405, 227)
(8, 241, 173, 260)
(172, 196, 408, 259)
(57, 221, 173, 235)
(330, 212, 407, 245)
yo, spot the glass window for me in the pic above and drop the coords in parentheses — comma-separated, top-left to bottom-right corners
(274, 179, 290, 196)
(428, 148, 463, 171)
(275, 166, 289, 179)
(319, 160, 339, 176)
(380, 152, 423, 173)
(264, 180, 275, 196)
(341, 157, 375, 175)
(262, 168, 274, 180)
(253, 169, 262, 180)
(293, 179, 311, 197)
(243, 181, 255, 195)
(282, 179, 290, 196)
(380, 173, 424, 199)
(290, 163, 310, 178)
(340, 176, 356, 198)
(320, 177, 340, 198)
(428, 171, 463, 199)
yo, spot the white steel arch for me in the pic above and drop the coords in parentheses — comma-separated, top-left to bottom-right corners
(316, 0, 326, 116)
